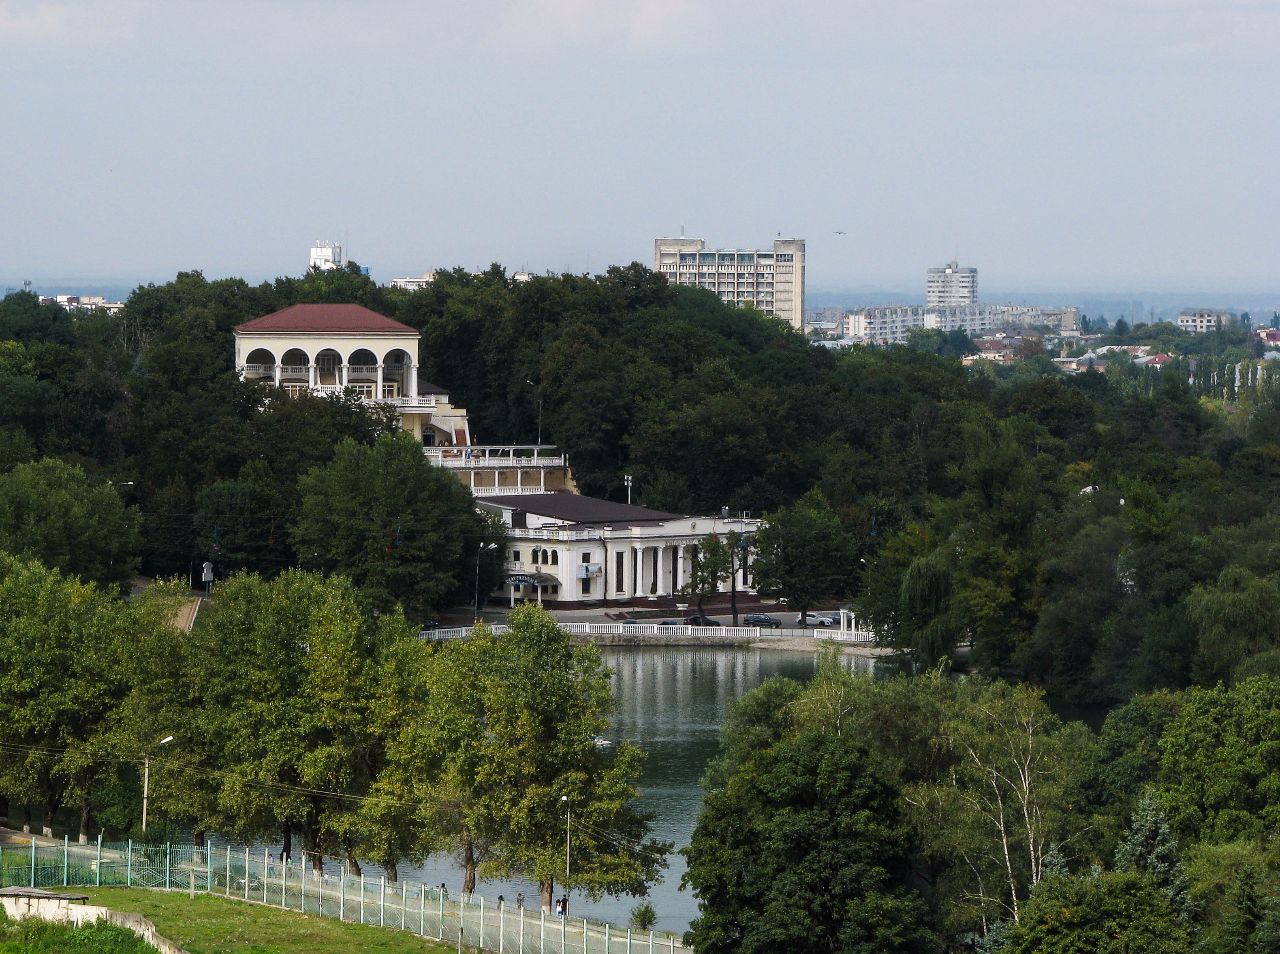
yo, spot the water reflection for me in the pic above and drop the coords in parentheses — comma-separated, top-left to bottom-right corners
(398, 647, 874, 935)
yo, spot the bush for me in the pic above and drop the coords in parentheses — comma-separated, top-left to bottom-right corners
(630, 901, 657, 930)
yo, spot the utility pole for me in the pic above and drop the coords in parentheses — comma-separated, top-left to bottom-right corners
(561, 795, 570, 900)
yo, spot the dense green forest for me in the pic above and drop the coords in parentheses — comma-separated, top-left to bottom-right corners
(684, 660, 1280, 952)
(4, 264, 1280, 700)
(5, 265, 1280, 950)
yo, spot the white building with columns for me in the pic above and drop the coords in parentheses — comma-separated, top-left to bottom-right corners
(477, 493, 760, 607)
(233, 303, 472, 446)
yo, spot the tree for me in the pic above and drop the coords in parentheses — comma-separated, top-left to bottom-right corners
(680, 533, 731, 618)
(0, 555, 162, 838)
(377, 605, 668, 909)
(996, 871, 1192, 953)
(1114, 792, 1194, 921)
(164, 570, 388, 866)
(1185, 565, 1280, 684)
(291, 433, 501, 619)
(683, 729, 938, 954)
(752, 490, 852, 621)
(0, 458, 141, 593)
(1157, 677, 1280, 843)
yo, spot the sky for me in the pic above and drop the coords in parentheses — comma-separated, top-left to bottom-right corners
(1, 0, 1277, 295)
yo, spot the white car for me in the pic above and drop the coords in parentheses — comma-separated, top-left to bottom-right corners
(796, 612, 834, 627)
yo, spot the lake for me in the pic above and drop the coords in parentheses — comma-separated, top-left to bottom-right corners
(399, 645, 874, 935)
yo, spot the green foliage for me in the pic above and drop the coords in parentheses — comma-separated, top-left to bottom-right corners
(630, 901, 657, 930)
(0, 459, 141, 593)
(684, 729, 938, 954)
(1113, 792, 1194, 921)
(0, 911, 156, 953)
(291, 433, 500, 617)
(751, 490, 852, 616)
(1156, 677, 1280, 843)
(996, 871, 1192, 953)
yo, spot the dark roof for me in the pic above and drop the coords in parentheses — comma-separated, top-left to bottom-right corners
(236, 304, 418, 335)
(418, 375, 449, 395)
(478, 492, 679, 525)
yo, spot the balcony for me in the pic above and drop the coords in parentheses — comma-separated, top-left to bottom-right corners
(425, 445, 565, 469)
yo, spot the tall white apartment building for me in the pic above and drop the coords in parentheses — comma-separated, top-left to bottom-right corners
(309, 241, 344, 271)
(654, 237, 806, 330)
(927, 261, 978, 307)
(1177, 309, 1236, 334)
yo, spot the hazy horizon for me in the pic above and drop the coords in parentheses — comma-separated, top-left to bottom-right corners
(3, 2, 1276, 292)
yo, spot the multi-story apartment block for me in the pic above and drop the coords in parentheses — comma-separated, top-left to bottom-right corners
(1178, 309, 1236, 334)
(309, 241, 343, 271)
(847, 304, 1080, 344)
(926, 261, 978, 307)
(654, 237, 806, 330)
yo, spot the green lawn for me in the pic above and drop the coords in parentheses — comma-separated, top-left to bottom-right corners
(56, 888, 455, 954)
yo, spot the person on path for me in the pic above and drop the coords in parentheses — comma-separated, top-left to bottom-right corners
(554, 897, 563, 918)
(440, 883, 448, 901)
(560, 895, 569, 917)
(516, 892, 525, 909)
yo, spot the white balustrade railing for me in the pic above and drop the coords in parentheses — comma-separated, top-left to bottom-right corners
(425, 445, 565, 468)
(423, 623, 762, 641)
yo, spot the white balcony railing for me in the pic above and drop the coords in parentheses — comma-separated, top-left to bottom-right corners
(425, 445, 565, 468)
(469, 486, 554, 496)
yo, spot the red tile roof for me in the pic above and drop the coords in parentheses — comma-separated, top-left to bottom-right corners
(236, 304, 417, 335)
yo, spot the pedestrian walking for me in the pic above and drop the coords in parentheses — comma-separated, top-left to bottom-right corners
(560, 895, 569, 917)
(554, 897, 563, 918)
(516, 891, 525, 909)
(440, 882, 448, 901)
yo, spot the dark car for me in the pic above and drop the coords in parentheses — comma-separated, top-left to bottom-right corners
(684, 615, 723, 627)
(743, 613, 781, 628)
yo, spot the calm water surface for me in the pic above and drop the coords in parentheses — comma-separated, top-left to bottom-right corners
(399, 646, 873, 935)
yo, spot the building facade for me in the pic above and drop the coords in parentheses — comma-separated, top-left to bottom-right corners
(654, 237, 806, 330)
(1178, 309, 1236, 334)
(847, 304, 1080, 344)
(479, 493, 759, 607)
(926, 261, 978, 307)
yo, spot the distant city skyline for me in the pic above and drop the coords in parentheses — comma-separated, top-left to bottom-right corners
(1, 2, 1275, 295)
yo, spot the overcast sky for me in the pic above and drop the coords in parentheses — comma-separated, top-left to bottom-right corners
(1, 0, 1276, 293)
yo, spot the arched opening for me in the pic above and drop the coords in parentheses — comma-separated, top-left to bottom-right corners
(314, 348, 343, 389)
(382, 348, 413, 400)
(243, 348, 276, 381)
(346, 348, 378, 398)
(550, 551, 559, 565)
(279, 348, 310, 397)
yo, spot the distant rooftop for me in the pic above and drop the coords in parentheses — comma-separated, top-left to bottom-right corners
(236, 304, 417, 335)
(477, 491, 679, 525)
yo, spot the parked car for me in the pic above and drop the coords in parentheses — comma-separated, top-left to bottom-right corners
(684, 615, 723, 627)
(796, 612, 834, 627)
(621, 618, 640, 625)
(743, 613, 782, 628)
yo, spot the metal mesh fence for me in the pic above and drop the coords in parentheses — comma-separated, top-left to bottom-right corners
(0, 837, 689, 954)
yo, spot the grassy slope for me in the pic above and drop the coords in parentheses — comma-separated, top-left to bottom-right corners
(59, 888, 454, 954)
(0, 915, 155, 953)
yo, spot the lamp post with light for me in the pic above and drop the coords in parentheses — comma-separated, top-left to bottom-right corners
(141, 734, 174, 834)
(475, 541, 498, 618)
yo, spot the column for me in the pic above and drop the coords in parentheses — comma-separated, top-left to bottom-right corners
(656, 546, 668, 596)
(632, 545, 644, 598)
(674, 546, 685, 591)
(376, 363, 384, 399)
(273, 362, 281, 387)
(408, 364, 418, 399)
(341, 363, 349, 387)
(309, 362, 317, 388)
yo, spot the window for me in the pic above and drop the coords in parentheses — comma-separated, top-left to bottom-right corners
(532, 550, 540, 564)
(581, 552, 591, 564)
(512, 550, 521, 562)
(551, 551, 559, 565)
(580, 578, 591, 595)
(616, 551, 625, 591)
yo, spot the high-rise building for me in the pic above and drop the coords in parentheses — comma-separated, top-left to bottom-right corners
(654, 237, 806, 329)
(926, 260, 978, 307)
(309, 241, 344, 272)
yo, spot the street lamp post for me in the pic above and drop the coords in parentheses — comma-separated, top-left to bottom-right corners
(560, 795, 570, 900)
(475, 542, 498, 618)
(623, 475, 633, 506)
(730, 533, 750, 627)
(141, 734, 174, 834)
